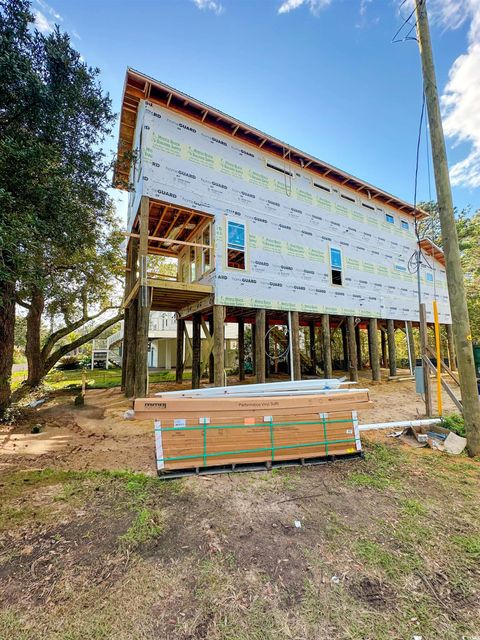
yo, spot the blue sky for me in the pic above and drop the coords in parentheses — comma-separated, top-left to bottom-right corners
(32, 0, 480, 221)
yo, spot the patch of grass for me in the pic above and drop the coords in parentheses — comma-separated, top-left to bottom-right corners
(452, 534, 480, 560)
(119, 507, 165, 548)
(347, 471, 391, 490)
(401, 498, 428, 517)
(0, 610, 31, 640)
(355, 540, 422, 578)
(347, 442, 406, 490)
(0, 505, 40, 533)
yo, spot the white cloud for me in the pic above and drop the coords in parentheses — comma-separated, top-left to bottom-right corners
(34, 0, 62, 22)
(436, 0, 480, 188)
(191, 0, 224, 15)
(278, 0, 332, 15)
(34, 9, 54, 33)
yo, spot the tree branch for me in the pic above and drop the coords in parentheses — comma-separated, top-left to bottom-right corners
(41, 305, 121, 360)
(44, 311, 124, 373)
(15, 296, 31, 310)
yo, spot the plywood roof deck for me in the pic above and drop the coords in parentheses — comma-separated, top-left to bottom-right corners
(115, 67, 429, 221)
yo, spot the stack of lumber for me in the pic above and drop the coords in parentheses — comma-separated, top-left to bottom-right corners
(133, 380, 371, 475)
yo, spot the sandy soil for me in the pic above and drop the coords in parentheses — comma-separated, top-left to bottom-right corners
(0, 369, 459, 475)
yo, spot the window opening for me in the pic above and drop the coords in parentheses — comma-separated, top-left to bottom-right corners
(330, 247, 343, 286)
(227, 220, 246, 270)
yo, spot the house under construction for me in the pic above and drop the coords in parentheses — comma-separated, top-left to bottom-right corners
(114, 68, 454, 398)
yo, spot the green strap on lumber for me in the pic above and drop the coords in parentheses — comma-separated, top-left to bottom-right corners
(155, 415, 356, 465)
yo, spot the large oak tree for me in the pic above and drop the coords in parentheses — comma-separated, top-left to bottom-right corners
(0, 0, 122, 413)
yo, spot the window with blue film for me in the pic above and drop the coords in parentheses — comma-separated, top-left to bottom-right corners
(227, 220, 246, 270)
(330, 247, 343, 285)
(386, 213, 395, 224)
(426, 272, 434, 282)
(401, 220, 409, 230)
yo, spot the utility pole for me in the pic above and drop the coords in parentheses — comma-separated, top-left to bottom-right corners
(415, 0, 480, 455)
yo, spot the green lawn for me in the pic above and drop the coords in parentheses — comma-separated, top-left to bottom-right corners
(1, 442, 480, 639)
(11, 367, 191, 391)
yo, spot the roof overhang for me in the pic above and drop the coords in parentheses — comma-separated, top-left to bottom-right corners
(419, 238, 445, 266)
(114, 68, 428, 220)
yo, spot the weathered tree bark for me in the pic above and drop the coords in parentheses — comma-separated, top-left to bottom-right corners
(0, 279, 16, 415)
(25, 287, 45, 388)
(12, 311, 124, 403)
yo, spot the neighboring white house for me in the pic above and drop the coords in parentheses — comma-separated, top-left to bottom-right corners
(92, 312, 238, 370)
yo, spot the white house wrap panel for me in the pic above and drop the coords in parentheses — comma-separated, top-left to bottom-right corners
(127, 100, 451, 324)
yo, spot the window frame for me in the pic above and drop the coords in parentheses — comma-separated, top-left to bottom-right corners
(201, 222, 213, 275)
(329, 246, 344, 287)
(226, 219, 248, 271)
(385, 213, 395, 225)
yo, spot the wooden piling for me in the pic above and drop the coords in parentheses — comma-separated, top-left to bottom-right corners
(309, 321, 316, 375)
(341, 324, 348, 372)
(238, 318, 245, 381)
(347, 316, 358, 382)
(446, 323, 456, 371)
(321, 314, 332, 379)
(387, 319, 397, 377)
(291, 311, 301, 381)
(255, 309, 266, 384)
(133, 197, 151, 398)
(175, 318, 185, 383)
(208, 316, 214, 384)
(380, 329, 387, 368)
(368, 318, 381, 382)
(355, 323, 363, 369)
(192, 313, 201, 390)
(213, 305, 225, 387)
(406, 320, 416, 367)
(124, 237, 139, 397)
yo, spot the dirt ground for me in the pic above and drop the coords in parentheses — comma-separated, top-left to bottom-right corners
(0, 370, 478, 640)
(0, 369, 458, 476)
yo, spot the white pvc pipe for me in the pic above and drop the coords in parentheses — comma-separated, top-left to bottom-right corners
(359, 418, 441, 432)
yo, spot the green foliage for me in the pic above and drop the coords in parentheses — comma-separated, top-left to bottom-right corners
(441, 413, 466, 437)
(56, 355, 81, 370)
(420, 201, 480, 340)
(0, 0, 124, 399)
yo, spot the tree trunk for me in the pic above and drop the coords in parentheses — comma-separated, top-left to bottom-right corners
(0, 279, 16, 416)
(26, 287, 45, 388)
